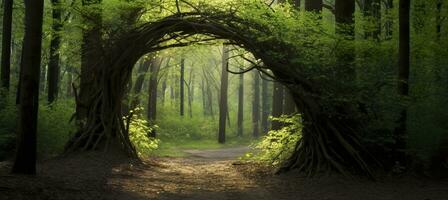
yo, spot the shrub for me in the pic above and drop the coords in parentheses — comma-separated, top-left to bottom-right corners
(253, 114, 302, 165)
(127, 108, 159, 157)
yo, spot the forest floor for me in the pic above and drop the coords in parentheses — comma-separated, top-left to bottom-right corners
(1, 147, 448, 200)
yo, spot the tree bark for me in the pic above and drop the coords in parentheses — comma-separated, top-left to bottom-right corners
(180, 58, 185, 116)
(12, 0, 44, 175)
(147, 57, 161, 137)
(218, 46, 229, 143)
(131, 57, 151, 108)
(47, 0, 62, 103)
(305, 0, 322, 12)
(252, 71, 260, 137)
(271, 81, 284, 130)
(1, 0, 13, 90)
(394, 0, 410, 160)
(237, 72, 244, 137)
(78, 0, 102, 120)
(261, 77, 269, 134)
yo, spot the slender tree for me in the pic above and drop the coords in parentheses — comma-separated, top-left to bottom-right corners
(385, 0, 394, 40)
(363, 0, 381, 40)
(218, 46, 229, 143)
(1, 0, 13, 91)
(148, 57, 162, 137)
(180, 58, 185, 116)
(394, 0, 410, 159)
(12, 0, 44, 175)
(47, 0, 63, 103)
(131, 57, 152, 108)
(271, 81, 284, 130)
(237, 72, 244, 137)
(261, 77, 269, 134)
(252, 71, 261, 137)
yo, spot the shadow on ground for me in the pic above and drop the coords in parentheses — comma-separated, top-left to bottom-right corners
(1, 147, 448, 200)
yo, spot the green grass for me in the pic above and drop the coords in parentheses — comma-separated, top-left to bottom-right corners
(151, 137, 254, 157)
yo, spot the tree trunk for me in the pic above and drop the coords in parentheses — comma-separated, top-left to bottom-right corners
(201, 77, 206, 117)
(187, 68, 194, 118)
(385, 0, 394, 40)
(47, 0, 62, 103)
(305, 0, 322, 12)
(66, 70, 73, 97)
(78, 0, 102, 120)
(394, 0, 410, 161)
(237, 72, 244, 137)
(218, 46, 229, 143)
(271, 81, 284, 130)
(180, 58, 185, 116)
(12, 0, 44, 175)
(252, 71, 260, 137)
(131, 57, 151, 108)
(283, 87, 296, 115)
(363, 0, 381, 40)
(436, 0, 442, 40)
(1, 0, 13, 90)
(335, 0, 355, 34)
(261, 77, 269, 134)
(147, 57, 161, 137)
(335, 0, 355, 81)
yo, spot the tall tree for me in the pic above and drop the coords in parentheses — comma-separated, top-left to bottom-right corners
(218, 46, 229, 143)
(78, 0, 102, 120)
(363, 0, 381, 40)
(261, 77, 269, 134)
(1, 0, 13, 91)
(305, 0, 322, 12)
(237, 72, 244, 137)
(385, 0, 394, 40)
(187, 68, 194, 118)
(12, 0, 44, 175)
(131, 57, 151, 108)
(394, 0, 410, 160)
(179, 58, 185, 116)
(271, 81, 284, 130)
(252, 71, 261, 137)
(148, 57, 162, 137)
(47, 0, 63, 103)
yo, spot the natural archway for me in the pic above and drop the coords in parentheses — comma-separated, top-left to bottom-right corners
(65, 4, 373, 176)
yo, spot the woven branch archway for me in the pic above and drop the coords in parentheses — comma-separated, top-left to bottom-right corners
(65, 9, 373, 176)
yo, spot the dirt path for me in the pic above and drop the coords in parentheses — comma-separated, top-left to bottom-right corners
(1, 148, 448, 200)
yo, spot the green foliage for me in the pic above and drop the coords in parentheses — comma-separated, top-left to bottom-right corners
(0, 93, 18, 161)
(157, 104, 219, 140)
(37, 100, 76, 156)
(0, 96, 76, 159)
(253, 115, 302, 165)
(127, 108, 159, 157)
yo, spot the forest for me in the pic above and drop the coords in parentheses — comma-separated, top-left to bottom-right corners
(0, 0, 448, 199)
